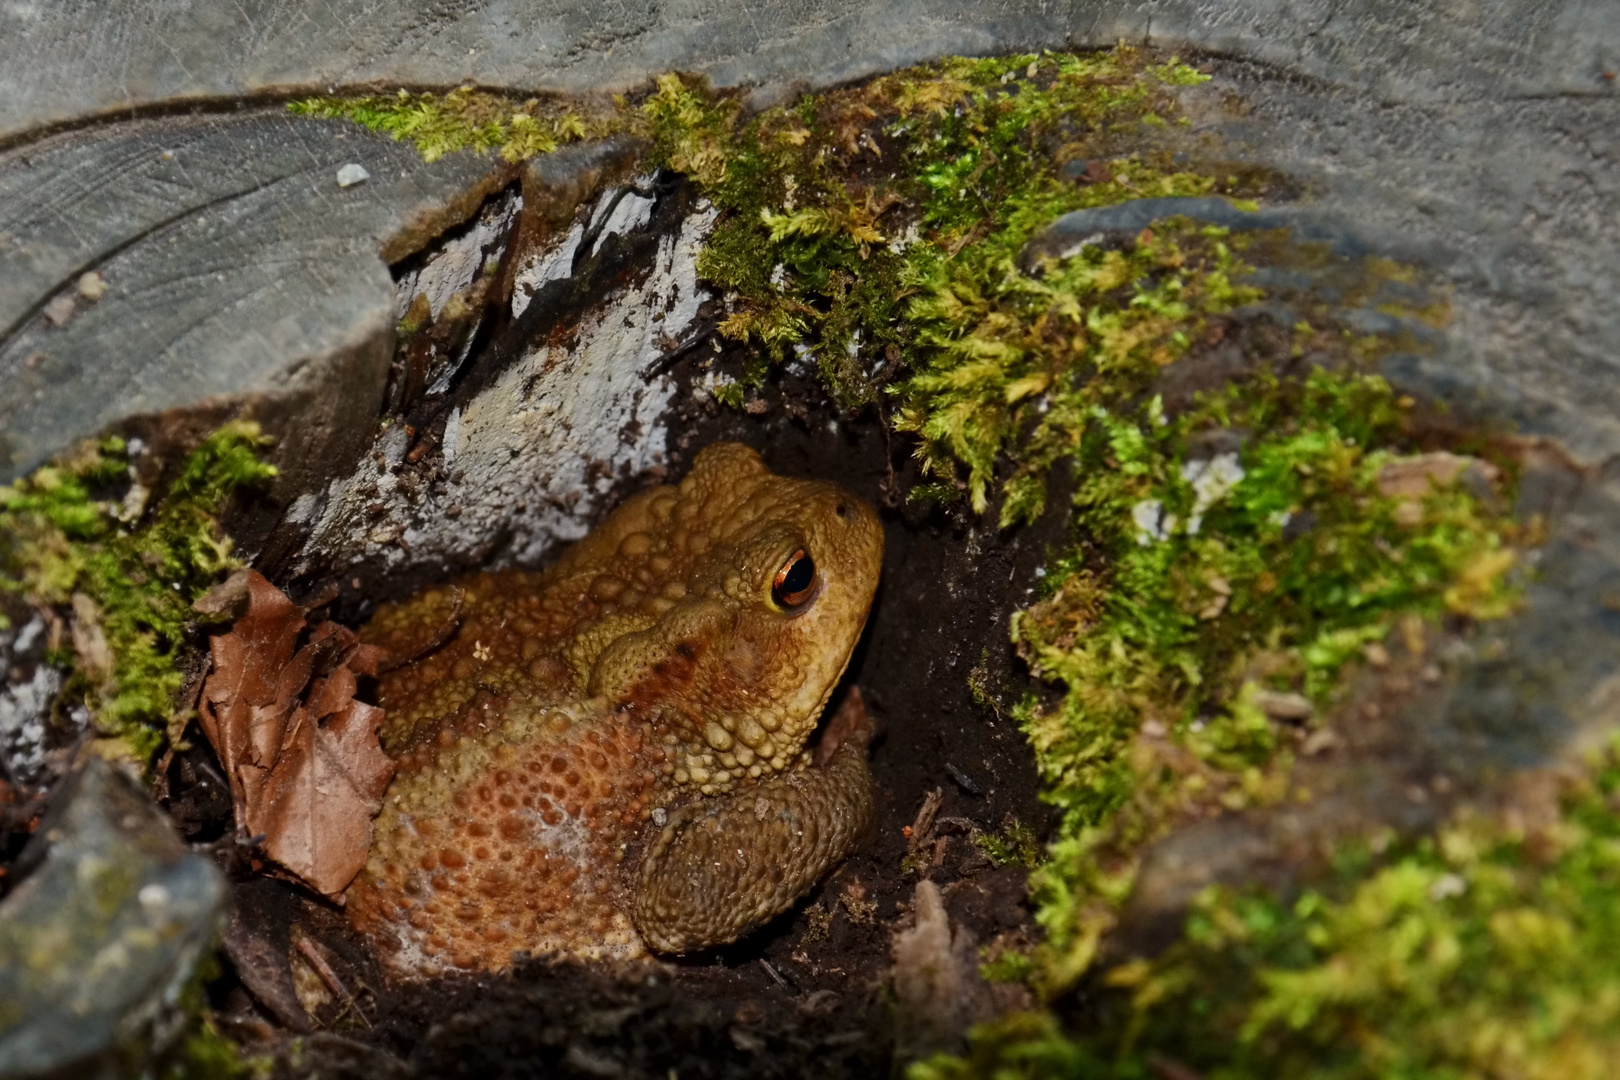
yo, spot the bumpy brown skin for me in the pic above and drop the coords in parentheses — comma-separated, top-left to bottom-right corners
(346, 444, 884, 976)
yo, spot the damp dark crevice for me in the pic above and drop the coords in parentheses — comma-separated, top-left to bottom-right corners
(195, 348, 1058, 1077)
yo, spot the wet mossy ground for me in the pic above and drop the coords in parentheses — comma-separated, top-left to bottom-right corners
(0, 45, 1606, 1080)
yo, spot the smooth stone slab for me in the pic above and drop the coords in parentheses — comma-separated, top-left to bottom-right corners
(0, 2, 1613, 147)
(1191, 67, 1620, 462)
(0, 758, 227, 1078)
(0, 111, 509, 483)
(0, 2, 1615, 472)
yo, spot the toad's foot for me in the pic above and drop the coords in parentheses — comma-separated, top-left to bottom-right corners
(631, 709, 874, 954)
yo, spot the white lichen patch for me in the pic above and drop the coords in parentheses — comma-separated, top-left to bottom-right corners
(588, 188, 656, 257)
(511, 184, 659, 319)
(511, 221, 582, 317)
(293, 195, 716, 576)
(1182, 451, 1245, 535)
(0, 615, 63, 786)
(394, 188, 519, 321)
(395, 190, 520, 322)
(1132, 498, 1175, 545)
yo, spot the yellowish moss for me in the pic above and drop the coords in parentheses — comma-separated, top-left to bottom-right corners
(288, 86, 613, 163)
(914, 742, 1620, 1080)
(633, 49, 1543, 1075)
(0, 422, 276, 762)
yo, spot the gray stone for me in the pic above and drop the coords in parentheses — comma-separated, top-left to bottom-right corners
(0, 0, 1615, 476)
(0, 110, 509, 484)
(0, 3, 1613, 146)
(0, 758, 227, 1079)
(1183, 64, 1620, 461)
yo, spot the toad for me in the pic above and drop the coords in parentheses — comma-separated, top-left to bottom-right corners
(346, 443, 884, 976)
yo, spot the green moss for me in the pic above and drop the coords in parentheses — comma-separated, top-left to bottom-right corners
(917, 742, 1620, 1080)
(977, 818, 1043, 870)
(632, 47, 1542, 1064)
(909, 1011, 1101, 1079)
(288, 86, 607, 163)
(899, 221, 1258, 522)
(159, 952, 264, 1080)
(632, 49, 1247, 410)
(161, 1021, 253, 1080)
(980, 948, 1040, 986)
(0, 422, 276, 761)
(1018, 365, 1519, 822)
(1000, 354, 1525, 989)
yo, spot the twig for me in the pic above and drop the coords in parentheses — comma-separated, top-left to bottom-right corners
(378, 586, 465, 673)
(904, 787, 944, 856)
(295, 935, 371, 1029)
(760, 958, 796, 991)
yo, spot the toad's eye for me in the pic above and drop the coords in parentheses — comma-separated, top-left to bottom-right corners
(771, 549, 816, 610)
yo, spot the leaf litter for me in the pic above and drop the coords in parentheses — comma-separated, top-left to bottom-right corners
(197, 570, 393, 898)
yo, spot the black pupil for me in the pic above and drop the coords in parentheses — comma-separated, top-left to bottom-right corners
(774, 553, 815, 606)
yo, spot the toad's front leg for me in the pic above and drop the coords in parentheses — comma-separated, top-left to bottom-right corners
(630, 706, 874, 954)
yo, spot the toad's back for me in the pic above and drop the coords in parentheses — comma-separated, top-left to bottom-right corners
(347, 443, 883, 975)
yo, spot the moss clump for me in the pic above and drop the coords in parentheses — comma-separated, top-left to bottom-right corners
(911, 1010, 1100, 1078)
(1013, 360, 1525, 982)
(297, 48, 1554, 1072)
(638, 50, 1248, 412)
(288, 87, 609, 163)
(156, 952, 253, 1080)
(915, 742, 1620, 1080)
(160, 1021, 253, 1080)
(899, 221, 1258, 522)
(0, 422, 276, 761)
(976, 818, 1043, 870)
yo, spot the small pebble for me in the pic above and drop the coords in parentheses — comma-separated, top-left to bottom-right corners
(77, 271, 108, 301)
(944, 762, 982, 796)
(336, 163, 371, 188)
(42, 294, 75, 327)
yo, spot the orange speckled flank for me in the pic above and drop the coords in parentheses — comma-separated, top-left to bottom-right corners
(347, 443, 884, 976)
(349, 707, 660, 971)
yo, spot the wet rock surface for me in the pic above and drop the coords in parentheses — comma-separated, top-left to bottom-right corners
(0, 758, 226, 1079)
(273, 151, 711, 590)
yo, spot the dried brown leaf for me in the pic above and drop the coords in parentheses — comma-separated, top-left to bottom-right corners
(199, 571, 304, 813)
(243, 696, 393, 896)
(197, 570, 395, 897)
